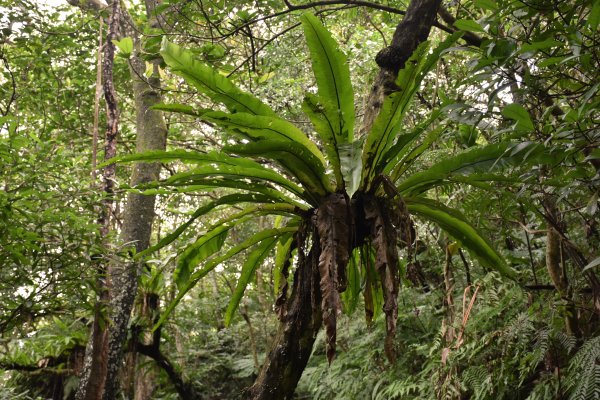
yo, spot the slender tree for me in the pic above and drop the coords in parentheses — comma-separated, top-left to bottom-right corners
(68, 0, 168, 398)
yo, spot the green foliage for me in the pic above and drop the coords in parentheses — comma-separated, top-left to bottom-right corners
(406, 197, 513, 278)
(225, 236, 278, 326)
(3, 0, 600, 398)
(143, 14, 518, 332)
(566, 336, 600, 400)
(160, 38, 277, 116)
(301, 13, 356, 191)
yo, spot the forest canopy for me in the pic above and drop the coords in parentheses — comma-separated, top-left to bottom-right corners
(0, 0, 599, 399)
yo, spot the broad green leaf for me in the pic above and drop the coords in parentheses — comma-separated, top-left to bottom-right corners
(154, 226, 297, 331)
(160, 39, 276, 116)
(102, 149, 293, 171)
(519, 39, 562, 53)
(135, 193, 280, 259)
(390, 126, 444, 182)
(382, 109, 443, 177)
(536, 56, 568, 68)
(274, 233, 294, 295)
(150, 103, 203, 116)
(302, 93, 344, 189)
(405, 197, 515, 279)
(174, 203, 297, 292)
(588, 0, 600, 30)
(362, 32, 463, 190)
(300, 13, 355, 143)
(583, 256, 600, 272)
(341, 248, 360, 314)
(453, 19, 485, 33)
(113, 37, 133, 56)
(200, 111, 327, 167)
(396, 142, 549, 195)
(174, 231, 227, 290)
(225, 140, 333, 199)
(154, 161, 306, 199)
(501, 103, 534, 131)
(224, 236, 279, 326)
(474, 0, 498, 11)
(141, 178, 307, 209)
(338, 140, 363, 196)
(361, 41, 430, 189)
(103, 149, 309, 204)
(362, 244, 383, 322)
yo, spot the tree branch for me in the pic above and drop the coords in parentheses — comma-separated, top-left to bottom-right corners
(66, 0, 108, 13)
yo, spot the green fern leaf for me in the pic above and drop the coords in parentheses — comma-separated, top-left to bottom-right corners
(224, 236, 279, 326)
(300, 13, 355, 143)
(160, 38, 276, 116)
(405, 197, 515, 278)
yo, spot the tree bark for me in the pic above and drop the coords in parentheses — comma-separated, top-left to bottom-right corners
(134, 293, 160, 400)
(243, 244, 322, 400)
(72, 0, 168, 398)
(544, 197, 581, 338)
(360, 0, 443, 137)
(76, 1, 121, 397)
(101, 2, 168, 397)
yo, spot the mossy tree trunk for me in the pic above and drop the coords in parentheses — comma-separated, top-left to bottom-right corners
(243, 244, 322, 400)
(72, 1, 168, 399)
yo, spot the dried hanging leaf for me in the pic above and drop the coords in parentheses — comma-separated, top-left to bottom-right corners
(364, 195, 400, 362)
(276, 227, 305, 320)
(316, 193, 351, 363)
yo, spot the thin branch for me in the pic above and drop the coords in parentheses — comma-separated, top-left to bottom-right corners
(91, 17, 103, 181)
(437, 4, 483, 47)
(0, 51, 17, 117)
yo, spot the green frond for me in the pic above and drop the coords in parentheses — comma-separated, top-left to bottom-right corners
(405, 197, 515, 279)
(273, 233, 294, 296)
(135, 193, 283, 259)
(224, 235, 279, 326)
(173, 203, 297, 291)
(154, 226, 298, 331)
(300, 13, 355, 143)
(151, 161, 306, 200)
(201, 111, 327, 166)
(361, 32, 463, 190)
(225, 140, 333, 199)
(160, 39, 276, 116)
(397, 142, 550, 196)
(361, 41, 430, 190)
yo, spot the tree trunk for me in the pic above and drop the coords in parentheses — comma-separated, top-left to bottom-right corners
(102, 12, 168, 400)
(243, 244, 322, 400)
(75, 0, 121, 397)
(73, 0, 168, 398)
(360, 0, 443, 137)
(544, 197, 580, 338)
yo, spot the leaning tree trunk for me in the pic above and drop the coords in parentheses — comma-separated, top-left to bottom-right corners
(243, 241, 322, 400)
(360, 0, 443, 137)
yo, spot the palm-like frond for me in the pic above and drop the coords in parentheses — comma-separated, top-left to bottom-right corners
(161, 39, 276, 116)
(301, 13, 356, 191)
(405, 197, 515, 278)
